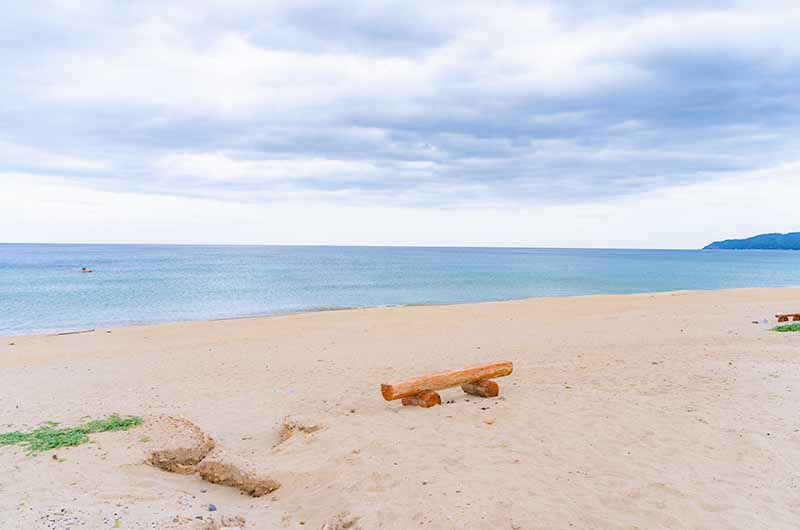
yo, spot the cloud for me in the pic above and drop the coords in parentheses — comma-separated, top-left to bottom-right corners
(1, 1, 799, 244)
(3, 161, 798, 248)
(0, 139, 110, 174)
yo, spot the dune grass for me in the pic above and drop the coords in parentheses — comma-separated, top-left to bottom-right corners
(772, 322, 800, 332)
(0, 415, 142, 454)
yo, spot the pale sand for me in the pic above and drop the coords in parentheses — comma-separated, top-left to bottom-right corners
(1, 288, 800, 529)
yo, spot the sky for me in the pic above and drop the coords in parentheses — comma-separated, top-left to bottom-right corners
(1, 0, 799, 248)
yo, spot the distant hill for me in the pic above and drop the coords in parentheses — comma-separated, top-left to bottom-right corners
(704, 232, 800, 250)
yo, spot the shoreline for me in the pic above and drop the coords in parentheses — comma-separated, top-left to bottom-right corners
(4, 285, 800, 340)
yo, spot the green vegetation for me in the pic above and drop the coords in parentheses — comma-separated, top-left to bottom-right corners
(772, 323, 800, 332)
(0, 415, 142, 454)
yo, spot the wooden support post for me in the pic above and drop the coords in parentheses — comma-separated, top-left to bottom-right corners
(401, 390, 441, 408)
(461, 379, 499, 398)
(381, 361, 513, 401)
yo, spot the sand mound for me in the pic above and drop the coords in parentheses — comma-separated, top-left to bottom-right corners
(198, 448, 281, 497)
(144, 416, 216, 474)
(143, 416, 280, 497)
(275, 415, 323, 446)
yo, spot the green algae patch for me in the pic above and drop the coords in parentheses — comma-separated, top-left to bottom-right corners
(0, 415, 142, 454)
(772, 323, 800, 332)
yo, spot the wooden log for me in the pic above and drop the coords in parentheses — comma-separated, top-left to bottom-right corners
(381, 361, 513, 401)
(461, 379, 499, 398)
(776, 313, 800, 322)
(401, 390, 441, 408)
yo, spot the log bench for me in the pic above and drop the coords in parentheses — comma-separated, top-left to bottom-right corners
(380, 361, 513, 408)
(776, 313, 800, 322)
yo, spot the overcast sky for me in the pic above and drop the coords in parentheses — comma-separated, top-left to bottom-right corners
(1, 0, 799, 248)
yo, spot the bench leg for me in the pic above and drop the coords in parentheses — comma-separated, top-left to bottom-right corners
(402, 390, 441, 408)
(461, 379, 499, 398)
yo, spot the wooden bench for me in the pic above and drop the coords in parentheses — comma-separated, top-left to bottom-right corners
(380, 361, 513, 408)
(776, 313, 800, 322)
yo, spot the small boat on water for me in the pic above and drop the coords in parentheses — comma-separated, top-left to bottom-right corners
(80, 267, 93, 273)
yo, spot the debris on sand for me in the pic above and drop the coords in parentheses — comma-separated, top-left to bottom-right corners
(274, 416, 323, 446)
(321, 511, 360, 530)
(53, 328, 95, 336)
(198, 515, 247, 530)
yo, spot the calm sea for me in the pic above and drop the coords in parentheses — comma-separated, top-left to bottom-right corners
(1, 243, 798, 336)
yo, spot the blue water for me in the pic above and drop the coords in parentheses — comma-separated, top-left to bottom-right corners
(1, 243, 798, 336)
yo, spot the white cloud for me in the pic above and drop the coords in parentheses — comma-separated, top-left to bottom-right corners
(0, 140, 110, 173)
(155, 152, 380, 182)
(2, 162, 797, 248)
(10, 1, 800, 120)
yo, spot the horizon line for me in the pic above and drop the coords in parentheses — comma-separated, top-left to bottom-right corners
(2, 241, 709, 251)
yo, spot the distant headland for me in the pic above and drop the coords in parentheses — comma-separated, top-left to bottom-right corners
(704, 232, 800, 250)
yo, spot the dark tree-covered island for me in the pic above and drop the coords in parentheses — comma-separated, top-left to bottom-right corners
(704, 232, 800, 250)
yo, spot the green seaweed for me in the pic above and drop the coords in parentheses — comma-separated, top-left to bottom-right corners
(771, 322, 800, 332)
(0, 415, 142, 454)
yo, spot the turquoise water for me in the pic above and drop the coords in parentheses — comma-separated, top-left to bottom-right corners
(1, 243, 798, 336)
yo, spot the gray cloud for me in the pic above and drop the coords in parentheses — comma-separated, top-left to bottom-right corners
(2, 0, 799, 207)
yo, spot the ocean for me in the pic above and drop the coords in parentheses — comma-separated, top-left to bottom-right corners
(1, 243, 798, 336)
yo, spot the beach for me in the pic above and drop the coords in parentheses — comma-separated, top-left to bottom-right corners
(1, 287, 799, 529)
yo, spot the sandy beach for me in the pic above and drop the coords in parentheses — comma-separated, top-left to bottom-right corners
(1, 287, 799, 529)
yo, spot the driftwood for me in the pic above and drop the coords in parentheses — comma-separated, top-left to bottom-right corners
(401, 390, 442, 408)
(382, 361, 512, 407)
(461, 380, 499, 398)
(54, 329, 96, 336)
(776, 313, 800, 322)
